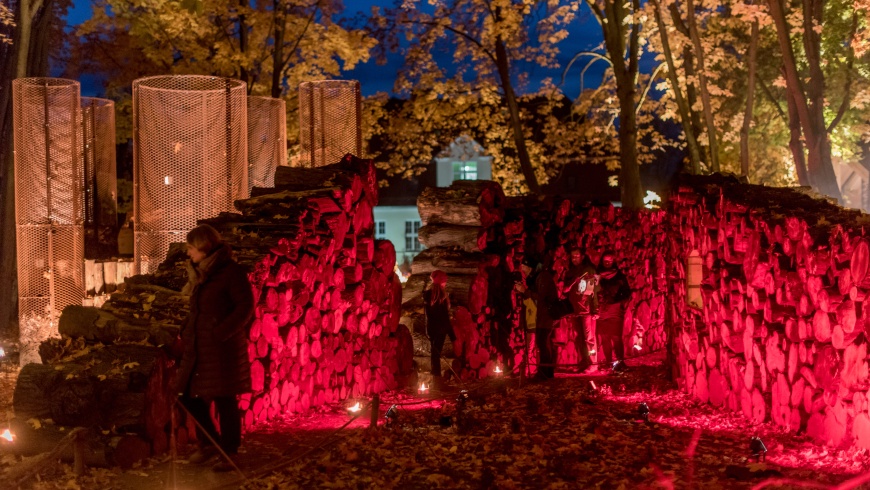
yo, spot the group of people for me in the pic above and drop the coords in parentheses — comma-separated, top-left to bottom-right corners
(423, 245, 632, 382)
(173, 222, 634, 470)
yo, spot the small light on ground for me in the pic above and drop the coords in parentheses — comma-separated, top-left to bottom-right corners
(347, 401, 361, 414)
(0, 429, 14, 442)
(494, 365, 502, 375)
(418, 383, 429, 394)
(0, 347, 5, 357)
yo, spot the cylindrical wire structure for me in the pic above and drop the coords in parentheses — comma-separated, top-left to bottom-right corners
(247, 96, 286, 191)
(80, 97, 118, 258)
(132, 75, 248, 273)
(13, 77, 84, 363)
(298, 80, 361, 167)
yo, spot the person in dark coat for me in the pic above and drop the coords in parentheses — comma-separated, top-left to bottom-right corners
(532, 258, 560, 380)
(424, 270, 455, 385)
(175, 224, 254, 471)
(596, 251, 631, 370)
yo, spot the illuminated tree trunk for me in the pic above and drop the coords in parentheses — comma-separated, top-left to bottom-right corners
(493, 24, 540, 194)
(590, 0, 644, 209)
(740, 19, 759, 179)
(238, 0, 248, 90)
(650, 0, 702, 174)
(271, 0, 285, 99)
(685, 0, 719, 173)
(767, 0, 841, 201)
(785, 82, 810, 186)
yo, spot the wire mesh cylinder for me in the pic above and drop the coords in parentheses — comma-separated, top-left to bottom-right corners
(247, 96, 286, 191)
(81, 97, 118, 258)
(132, 75, 248, 273)
(13, 77, 84, 361)
(298, 80, 361, 167)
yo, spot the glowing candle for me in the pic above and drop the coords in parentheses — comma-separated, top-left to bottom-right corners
(0, 429, 13, 442)
(494, 366, 502, 376)
(418, 383, 429, 394)
(0, 347, 5, 357)
(347, 402, 361, 413)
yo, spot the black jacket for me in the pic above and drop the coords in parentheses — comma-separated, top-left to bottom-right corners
(177, 246, 254, 398)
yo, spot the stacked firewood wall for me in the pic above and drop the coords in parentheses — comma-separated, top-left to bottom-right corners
(669, 175, 870, 449)
(526, 200, 669, 367)
(403, 186, 668, 379)
(401, 180, 507, 379)
(13, 155, 408, 462)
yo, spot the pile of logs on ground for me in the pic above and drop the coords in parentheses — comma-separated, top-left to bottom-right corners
(12, 154, 408, 465)
(668, 174, 870, 449)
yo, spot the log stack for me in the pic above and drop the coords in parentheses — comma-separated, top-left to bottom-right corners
(668, 175, 870, 450)
(13, 154, 407, 462)
(404, 180, 507, 379)
(523, 199, 668, 367)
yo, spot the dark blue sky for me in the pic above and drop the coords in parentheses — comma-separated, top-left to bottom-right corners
(65, 0, 614, 99)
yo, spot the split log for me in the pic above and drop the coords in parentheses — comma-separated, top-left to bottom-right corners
(417, 224, 490, 253)
(417, 181, 505, 228)
(58, 305, 179, 348)
(410, 247, 499, 276)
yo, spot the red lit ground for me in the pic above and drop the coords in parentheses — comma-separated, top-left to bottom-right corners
(2, 349, 870, 489)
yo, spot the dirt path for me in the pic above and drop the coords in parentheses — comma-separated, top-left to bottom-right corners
(2, 351, 869, 489)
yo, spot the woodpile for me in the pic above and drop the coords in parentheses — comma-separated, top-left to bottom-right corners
(403, 180, 507, 379)
(521, 200, 668, 367)
(12, 154, 407, 464)
(669, 175, 870, 449)
(404, 186, 666, 379)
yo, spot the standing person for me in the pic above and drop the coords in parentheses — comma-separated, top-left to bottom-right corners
(424, 270, 455, 387)
(564, 248, 598, 373)
(513, 258, 538, 378)
(176, 224, 254, 472)
(531, 257, 560, 380)
(488, 257, 515, 373)
(596, 251, 631, 371)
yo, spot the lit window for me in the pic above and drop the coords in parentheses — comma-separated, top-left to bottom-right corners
(452, 161, 478, 181)
(375, 220, 386, 239)
(687, 250, 703, 308)
(405, 220, 421, 252)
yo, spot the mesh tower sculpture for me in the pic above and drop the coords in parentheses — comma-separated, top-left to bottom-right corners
(132, 75, 248, 273)
(13, 78, 84, 364)
(298, 80, 361, 167)
(247, 96, 287, 191)
(80, 97, 118, 257)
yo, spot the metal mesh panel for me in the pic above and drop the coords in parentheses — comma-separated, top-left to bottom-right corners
(13, 77, 85, 330)
(81, 97, 117, 229)
(298, 80, 361, 167)
(132, 75, 248, 273)
(247, 96, 286, 191)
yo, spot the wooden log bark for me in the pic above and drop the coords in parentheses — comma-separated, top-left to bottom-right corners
(417, 181, 505, 228)
(13, 344, 172, 449)
(58, 305, 179, 348)
(417, 224, 489, 252)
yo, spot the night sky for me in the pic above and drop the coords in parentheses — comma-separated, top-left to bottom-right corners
(63, 0, 617, 98)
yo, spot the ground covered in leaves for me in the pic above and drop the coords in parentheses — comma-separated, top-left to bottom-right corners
(2, 350, 870, 489)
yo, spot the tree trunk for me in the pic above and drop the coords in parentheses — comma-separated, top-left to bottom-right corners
(685, 0, 719, 173)
(493, 36, 540, 194)
(617, 79, 643, 209)
(766, 0, 841, 201)
(740, 19, 759, 179)
(785, 81, 810, 185)
(651, 0, 702, 174)
(238, 0, 248, 90)
(271, 0, 284, 99)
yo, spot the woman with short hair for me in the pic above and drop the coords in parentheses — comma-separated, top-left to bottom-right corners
(175, 224, 254, 472)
